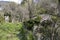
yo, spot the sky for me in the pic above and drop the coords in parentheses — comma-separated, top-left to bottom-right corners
(0, 0, 22, 4)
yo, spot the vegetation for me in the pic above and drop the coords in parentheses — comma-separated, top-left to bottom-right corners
(0, 23, 22, 40)
(0, 0, 60, 40)
(0, 15, 4, 23)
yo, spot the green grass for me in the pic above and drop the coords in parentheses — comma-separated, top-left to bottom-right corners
(0, 22, 22, 40)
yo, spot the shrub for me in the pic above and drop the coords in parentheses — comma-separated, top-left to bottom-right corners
(23, 16, 41, 30)
(0, 15, 4, 23)
(34, 16, 41, 24)
(23, 19, 34, 30)
(0, 23, 22, 40)
(51, 16, 57, 22)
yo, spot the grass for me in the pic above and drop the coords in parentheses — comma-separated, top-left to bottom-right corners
(0, 22, 22, 40)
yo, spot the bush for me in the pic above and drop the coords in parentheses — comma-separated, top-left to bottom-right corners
(23, 16, 41, 30)
(0, 23, 22, 40)
(23, 19, 34, 30)
(34, 16, 41, 24)
(51, 16, 57, 22)
(0, 15, 4, 23)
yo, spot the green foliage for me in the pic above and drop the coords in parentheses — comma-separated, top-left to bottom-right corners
(19, 27, 27, 40)
(19, 27, 34, 40)
(34, 16, 41, 24)
(24, 19, 34, 30)
(51, 16, 57, 22)
(40, 20, 53, 37)
(0, 23, 22, 40)
(0, 15, 4, 23)
(41, 20, 52, 27)
(23, 16, 41, 30)
(41, 27, 51, 37)
(21, 0, 27, 4)
(36, 6, 47, 14)
(27, 31, 34, 40)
